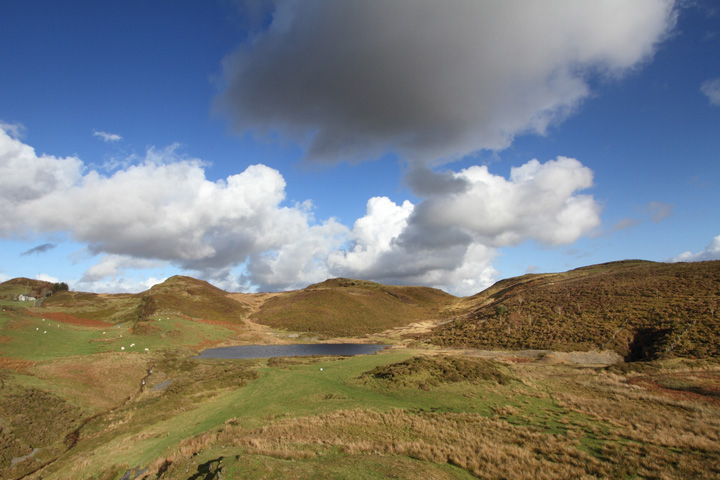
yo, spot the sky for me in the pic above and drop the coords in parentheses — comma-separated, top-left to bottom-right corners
(0, 0, 718, 296)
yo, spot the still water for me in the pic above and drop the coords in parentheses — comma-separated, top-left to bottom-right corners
(195, 343, 390, 359)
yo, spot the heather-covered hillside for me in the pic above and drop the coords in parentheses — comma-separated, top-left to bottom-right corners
(425, 260, 720, 360)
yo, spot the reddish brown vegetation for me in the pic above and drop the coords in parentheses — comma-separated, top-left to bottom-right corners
(0, 357, 36, 373)
(28, 311, 112, 328)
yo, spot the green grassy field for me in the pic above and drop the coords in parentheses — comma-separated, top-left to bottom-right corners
(0, 307, 235, 361)
(3, 320, 719, 480)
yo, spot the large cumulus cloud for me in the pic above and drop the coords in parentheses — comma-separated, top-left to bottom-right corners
(1, 125, 601, 295)
(217, 0, 676, 166)
(253, 157, 600, 295)
(0, 126, 342, 286)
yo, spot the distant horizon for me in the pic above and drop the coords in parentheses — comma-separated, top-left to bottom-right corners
(1, 1, 718, 296)
(5, 257, 717, 298)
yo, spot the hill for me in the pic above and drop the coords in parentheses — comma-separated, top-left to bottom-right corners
(424, 260, 720, 361)
(138, 275, 251, 324)
(251, 278, 456, 337)
(0, 277, 54, 301)
(29, 276, 253, 328)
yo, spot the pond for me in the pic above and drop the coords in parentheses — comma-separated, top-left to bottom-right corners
(195, 343, 391, 360)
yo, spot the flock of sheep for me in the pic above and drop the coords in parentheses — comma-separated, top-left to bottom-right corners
(35, 317, 152, 353)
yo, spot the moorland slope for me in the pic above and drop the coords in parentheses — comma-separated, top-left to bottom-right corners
(425, 260, 720, 361)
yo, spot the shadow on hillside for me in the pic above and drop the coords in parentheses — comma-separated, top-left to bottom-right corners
(625, 327, 672, 362)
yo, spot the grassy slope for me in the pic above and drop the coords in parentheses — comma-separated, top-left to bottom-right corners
(0, 278, 53, 302)
(2, 305, 719, 478)
(140, 275, 251, 324)
(10, 351, 719, 480)
(34, 276, 253, 327)
(426, 260, 720, 360)
(251, 278, 455, 337)
(2, 264, 720, 478)
(39, 290, 143, 324)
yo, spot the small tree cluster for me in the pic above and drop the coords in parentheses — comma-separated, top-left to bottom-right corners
(51, 282, 69, 293)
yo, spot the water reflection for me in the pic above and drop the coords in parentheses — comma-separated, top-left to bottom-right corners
(195, 343, 390, 359)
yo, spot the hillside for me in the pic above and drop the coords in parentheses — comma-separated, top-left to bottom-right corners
(139, 276, 251, 324)
(425, 260, 720, 361)
(251, 278, 456, 337)
(2, 267, 720, 479)
(21, 276, 253, 329)
(0, 277, 54, 301)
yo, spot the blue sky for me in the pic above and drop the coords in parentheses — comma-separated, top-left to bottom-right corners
(0, 0, 718, 296)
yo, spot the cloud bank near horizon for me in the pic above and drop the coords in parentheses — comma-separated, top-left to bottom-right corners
(217, 0, 676, 170)
(0, 125, 601, 295)
(671, 235, 720, 263)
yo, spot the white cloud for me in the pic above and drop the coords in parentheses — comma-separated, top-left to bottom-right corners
(408, 157, 600, 247)
(74, 275, 168, 294)
(80, 254, 166, 283)
(245, 219, 350, 292)
(36, 273, 60, 283)
(218, 0, 676, 166)
(327, 197, 414, 275)
(1, 125, 601, 296)
(265, 157, 599, 295)
(671, 235, 720, 262)
(0, 126, 325, 289)
(0, 127, 83, 235)
(701, 78, 720, 106)
(93, 130, 122, 142)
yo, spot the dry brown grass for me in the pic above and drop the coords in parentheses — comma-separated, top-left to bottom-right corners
(155, 409, 607, 479)
(142, 360, 720, 480)
(31, 353, 149, 412)
(0, 357, 36, 373)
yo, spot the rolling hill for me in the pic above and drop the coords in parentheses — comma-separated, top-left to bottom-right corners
(424, 260, 720, 361)
(250, 278, 456, 337)
(21, 276, 253, 327)
(0, 277, 54, 301)
(4, 260, 719, 358)
(139, 275, 252, 324)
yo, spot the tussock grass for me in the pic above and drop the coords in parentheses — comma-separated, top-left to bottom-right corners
(360, 355, 514, 390)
